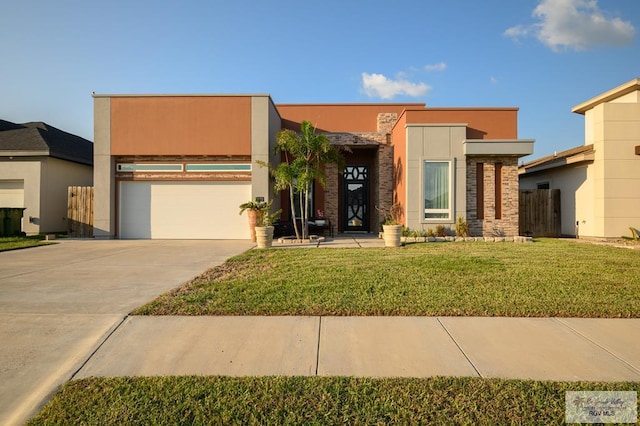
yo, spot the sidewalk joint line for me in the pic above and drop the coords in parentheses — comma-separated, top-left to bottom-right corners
(553, 318, 640, 375)
(315, 316, 322, 376)
(436, 317, 483, 378)
(70, 315, 129, 380)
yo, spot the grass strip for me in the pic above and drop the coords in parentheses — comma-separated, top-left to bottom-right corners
(0, 235, 54, 252)
(134, 239, 640, 317)
(29, 376, 640, 425)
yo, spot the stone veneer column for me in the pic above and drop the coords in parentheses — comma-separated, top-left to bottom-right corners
(466, 156, 520, 236)
(377, 113, 397, 134)
(324, 163, 339, 233)
(377, 144, 395, 227)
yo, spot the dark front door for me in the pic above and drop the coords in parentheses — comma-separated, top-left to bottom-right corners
(342, 165, 369, 232)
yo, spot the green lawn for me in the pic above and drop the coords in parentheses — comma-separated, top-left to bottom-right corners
(29, 376, 640, 425)
(30, 239, 640, 424)
(134, 239, 640, 318)
(0, 235, 54, 252)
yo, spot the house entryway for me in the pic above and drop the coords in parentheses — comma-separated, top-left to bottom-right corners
(342, 164, 370, 232)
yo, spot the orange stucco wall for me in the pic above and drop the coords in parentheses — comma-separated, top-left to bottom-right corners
(110, 96, 252, 156)
(277, 103, 425, 133)
(403, 108, 519, 139)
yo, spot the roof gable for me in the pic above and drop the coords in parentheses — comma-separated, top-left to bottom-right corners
(572, 78, 640, 115)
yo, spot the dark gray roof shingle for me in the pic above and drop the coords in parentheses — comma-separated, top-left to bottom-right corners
(0, 120, 93, 165)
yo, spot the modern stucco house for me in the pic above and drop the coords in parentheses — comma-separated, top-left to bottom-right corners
(93, 94, 533, 239)
(519, 78, 640, 239)
(0, 120, 93, 235)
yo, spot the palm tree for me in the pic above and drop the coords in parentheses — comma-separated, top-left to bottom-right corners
(270, 121, 344, 240)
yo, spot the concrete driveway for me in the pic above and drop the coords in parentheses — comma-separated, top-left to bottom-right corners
(0, 239, 253, 426)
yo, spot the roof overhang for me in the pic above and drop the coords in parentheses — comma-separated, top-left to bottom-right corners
(572, 78, 640, 115)
(0, 150, 50, 157)
(0, 150, 93, 166)
(463, 139, 534, 157)
(519, 146, 595, 175)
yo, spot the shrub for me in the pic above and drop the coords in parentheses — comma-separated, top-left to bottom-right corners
(435, 225, 447, 237)
(455, 216, 469, 237)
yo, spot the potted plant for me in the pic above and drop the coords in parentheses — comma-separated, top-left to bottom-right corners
(239, 200, 268, 242)
(254, 200, 282, 249)
(378, 203, 403, 247)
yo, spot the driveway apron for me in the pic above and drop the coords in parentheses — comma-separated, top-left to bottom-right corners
(0, 239, 253, 426)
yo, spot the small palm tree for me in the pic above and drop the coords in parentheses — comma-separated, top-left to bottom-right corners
(268, 121, 344, 240)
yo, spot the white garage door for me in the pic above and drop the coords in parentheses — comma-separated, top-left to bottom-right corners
(0, 180, 24, 207)
(119, 181, 251, 239)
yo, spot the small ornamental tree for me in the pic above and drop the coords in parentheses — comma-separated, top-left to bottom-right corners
(269, 121, 344, 240)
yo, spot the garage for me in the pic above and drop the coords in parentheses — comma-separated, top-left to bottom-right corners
(0, 180, 24, 207)
(118, 181, 251, 239)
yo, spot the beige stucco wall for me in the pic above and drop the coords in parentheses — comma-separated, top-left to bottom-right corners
(0, 159, 41, 234)
(250, 96, 281, 210)
(576, 163, 597, 237)
(403, 124, 467, 231)
(600, 102, 640, 238)
(0, 157, 92, 235)
(40, 157, 93, 233)
(580, 98, 640, 238)
(93, 96, 114, 238)
(519, 164, 594, 236)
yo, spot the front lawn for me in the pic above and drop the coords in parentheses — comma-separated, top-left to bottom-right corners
(0, 235, 54, 252)
(29, 376, 640, 425)
(134, 239, 640, 318)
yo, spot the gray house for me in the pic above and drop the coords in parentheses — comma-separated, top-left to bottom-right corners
(0, 120, 93, 234)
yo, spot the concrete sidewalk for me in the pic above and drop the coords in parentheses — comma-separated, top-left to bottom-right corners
(273, 233, 386, 248)
(76, 316, 640, 382)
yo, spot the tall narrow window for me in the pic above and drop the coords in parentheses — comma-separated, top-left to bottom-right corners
(495, 162, 503, 219)
(476, 163, 484, 219)
(423, 161, 451, 220)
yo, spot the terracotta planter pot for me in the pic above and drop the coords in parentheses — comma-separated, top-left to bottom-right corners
(246, 210, 259, 242)
(382, 224, 403, 247)
(255, 226, 274, 248)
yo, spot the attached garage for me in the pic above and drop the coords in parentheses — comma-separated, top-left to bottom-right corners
(0, 180, 24, 207)
(118, 181, 251, 239)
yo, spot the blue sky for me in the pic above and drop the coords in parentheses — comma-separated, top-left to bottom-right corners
(1, 0, 638, 160)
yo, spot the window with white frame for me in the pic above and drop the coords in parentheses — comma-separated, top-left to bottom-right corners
(423, 161, 452, 220)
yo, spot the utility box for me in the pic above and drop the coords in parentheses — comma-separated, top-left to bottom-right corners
(0, 208, 26, 237)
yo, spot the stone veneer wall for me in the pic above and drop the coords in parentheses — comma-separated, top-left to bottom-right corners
(466, 156, 519, 236)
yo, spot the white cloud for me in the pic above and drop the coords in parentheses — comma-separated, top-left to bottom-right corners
(361, 73, 430, 99)
(491, 76, 499, 84)
(504, 25, 531, 40)
(425, 62, 447, 72)
(505, 0, 635, 51)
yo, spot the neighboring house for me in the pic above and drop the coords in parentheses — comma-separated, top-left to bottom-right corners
(519, 78, 640, 239)
(92, 94, 533, 239)
(0, 120, 93, 235)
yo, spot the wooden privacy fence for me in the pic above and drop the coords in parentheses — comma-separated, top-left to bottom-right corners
(67, 186, 94, 238)
(519, 189, 561, 237)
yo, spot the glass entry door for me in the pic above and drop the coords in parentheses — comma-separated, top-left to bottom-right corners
(343, 165, 369, 232)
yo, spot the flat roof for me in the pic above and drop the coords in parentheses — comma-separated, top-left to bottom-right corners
(91, 93, 272, 98)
